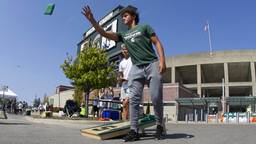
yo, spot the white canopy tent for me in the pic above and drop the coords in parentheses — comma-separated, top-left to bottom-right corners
(0, 88, 17, 100)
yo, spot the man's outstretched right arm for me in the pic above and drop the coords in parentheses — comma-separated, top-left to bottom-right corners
(82, 5, 119, 41)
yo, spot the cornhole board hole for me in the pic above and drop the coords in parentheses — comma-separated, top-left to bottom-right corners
(81, 115, 156, 140)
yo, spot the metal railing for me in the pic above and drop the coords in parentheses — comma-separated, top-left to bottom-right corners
(183, 112, 256, 124)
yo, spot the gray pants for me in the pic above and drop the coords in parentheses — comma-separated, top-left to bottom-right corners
(128, 61, 163, 132)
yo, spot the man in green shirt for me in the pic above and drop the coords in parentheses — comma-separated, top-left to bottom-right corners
(82, 5, 166, 142)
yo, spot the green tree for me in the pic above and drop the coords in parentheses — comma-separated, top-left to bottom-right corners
(33, 97, 41, 108)
(73, 86, 84, 105)
(42, 93, 48, 104)
(61, 47, 116, 116)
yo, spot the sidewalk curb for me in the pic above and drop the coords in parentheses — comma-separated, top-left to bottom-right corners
(25, 116, 117, 125)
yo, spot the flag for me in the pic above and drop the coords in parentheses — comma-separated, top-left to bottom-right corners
(204, 23, 209, 32)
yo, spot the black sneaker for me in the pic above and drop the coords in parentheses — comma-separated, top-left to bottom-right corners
(123, 130, 140, 142)
(155, 125, 165, 140)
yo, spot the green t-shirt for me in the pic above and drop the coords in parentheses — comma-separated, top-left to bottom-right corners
(117, 24, 158, 65)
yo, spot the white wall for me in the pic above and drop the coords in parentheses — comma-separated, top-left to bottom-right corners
(48, 89, 74, 108)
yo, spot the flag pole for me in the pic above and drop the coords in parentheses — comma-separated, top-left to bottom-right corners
(206, 20, 213, 56)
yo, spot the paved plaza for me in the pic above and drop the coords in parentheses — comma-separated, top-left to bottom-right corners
(0, 114, 255, 144)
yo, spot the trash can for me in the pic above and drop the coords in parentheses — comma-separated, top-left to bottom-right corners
(102, 109, 120, 120)
(25, 109, 31, 116)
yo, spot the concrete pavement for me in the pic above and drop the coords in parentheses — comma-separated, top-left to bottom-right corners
(1, 114, 256, 144)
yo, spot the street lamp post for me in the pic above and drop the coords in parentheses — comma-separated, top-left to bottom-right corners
(222, 78, 225, 114)
(1, 85, 8, 119)
(2, 85, 8, 111)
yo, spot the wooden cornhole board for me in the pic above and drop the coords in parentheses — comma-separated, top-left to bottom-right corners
(81, 115, 156, 140)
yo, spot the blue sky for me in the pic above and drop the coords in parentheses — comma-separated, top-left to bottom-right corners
(0, 0, 256, 104)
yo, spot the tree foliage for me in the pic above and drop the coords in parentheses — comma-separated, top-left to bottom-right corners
(73, 87, 84, 105)
(42, 93, 48, 104)
(33, 97, 41, 107)
(61, 47, 116, 102)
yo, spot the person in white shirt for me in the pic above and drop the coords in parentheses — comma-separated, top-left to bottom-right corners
(18, 102, 23, 114)
(118, 44, 132, 120)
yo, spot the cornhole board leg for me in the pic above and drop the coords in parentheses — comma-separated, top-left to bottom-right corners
(141, 128, 145, 135)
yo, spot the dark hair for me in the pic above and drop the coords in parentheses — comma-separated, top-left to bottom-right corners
(121, 6, 139, 24)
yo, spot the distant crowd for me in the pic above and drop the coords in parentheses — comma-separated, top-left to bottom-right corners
(2, 99, 28, 114)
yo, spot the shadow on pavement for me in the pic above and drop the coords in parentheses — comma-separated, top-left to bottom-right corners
(137, 133, 194, 141)
(109, 129, 194, 142)
(0, 122, 31, 125)
(164, 133, 194, 139)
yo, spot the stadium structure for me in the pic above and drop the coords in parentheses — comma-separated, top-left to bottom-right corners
(74, 5, 256, 122)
